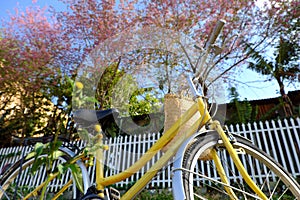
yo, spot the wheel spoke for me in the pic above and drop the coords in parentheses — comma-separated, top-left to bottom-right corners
(0, 154, 81, 200)
(180, 167, 263, 199)
(180, 135, 300, 200)
(0, 185, 11, 200)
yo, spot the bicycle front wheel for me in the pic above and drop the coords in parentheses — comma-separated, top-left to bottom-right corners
(0, 153, 80, 200)
(182, 134, 300, 199)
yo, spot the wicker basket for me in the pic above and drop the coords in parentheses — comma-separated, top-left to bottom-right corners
(162, 94, 200, 152)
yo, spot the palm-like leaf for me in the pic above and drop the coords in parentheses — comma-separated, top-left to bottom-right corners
(245, 39, 299, 80)
(244, 38, 299, 117)
(244, 43, 274, 76)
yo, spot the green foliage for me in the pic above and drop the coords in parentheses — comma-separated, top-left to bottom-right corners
(246, 38, 299, 81)
(295, 105, 300, 117)
(0, 69, 77, 147)
(4, 183, 37, 200)
(245, 38, 299, 95)
(128, 88, 161, 117)
(0, 29, 78, 146)
(135, 189, 173, 200)
(103, 67, 162, 117)
(96, 62, 125, 110)
(26, 141, 63, 173)
(64, 163, 84, 193)
(27, 140, 84, 195)
(245, 38, 299, 118)
(227, 87, 258, 124)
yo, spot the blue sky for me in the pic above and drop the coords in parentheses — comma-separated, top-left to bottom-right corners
(1, 1, 36, 16)
(1, 0, 298, 101)
(0, 0, 65, 21)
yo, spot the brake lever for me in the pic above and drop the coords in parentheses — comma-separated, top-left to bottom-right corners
(187, 76, 203, 98)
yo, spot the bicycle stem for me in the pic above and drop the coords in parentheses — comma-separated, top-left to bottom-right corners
(194, 19, 225, 82)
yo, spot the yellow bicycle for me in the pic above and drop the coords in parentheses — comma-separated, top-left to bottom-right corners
(1, 77, 300, 199)
(1, 21, 300, 200)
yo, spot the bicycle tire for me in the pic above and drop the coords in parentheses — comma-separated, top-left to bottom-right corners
(182, 134, 300, 199)
(0, 153, 80, 200)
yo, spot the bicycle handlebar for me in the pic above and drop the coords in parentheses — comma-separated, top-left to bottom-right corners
(186, 20, 226, 99)
(204, 19, 226, 50)
(193, 19, 226, 83)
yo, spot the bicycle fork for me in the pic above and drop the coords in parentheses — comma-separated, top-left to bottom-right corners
(95, 134, 106, 199)
(210, 120, 268, 200)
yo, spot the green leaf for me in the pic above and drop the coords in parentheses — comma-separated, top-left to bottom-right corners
(57, 163, 68, 179)
(83, 96, 99, 104)
(34, 142, 45, 157)
(52, 150, 65, 160)
(31, 157, 46, 174)
(68, 164, 84, 193)
(25, 151, 36, 160)
(58, 164, 65, 174)
(53, 141, 63, 150)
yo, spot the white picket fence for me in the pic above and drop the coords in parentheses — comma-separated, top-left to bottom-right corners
(1, 118, 300, 190)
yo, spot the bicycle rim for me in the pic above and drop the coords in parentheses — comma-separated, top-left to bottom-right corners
(0, 154, 79, 200)
(182, 135, 300, 200)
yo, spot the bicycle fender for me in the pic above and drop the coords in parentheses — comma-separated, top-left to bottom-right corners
(172, 130, 219, 200)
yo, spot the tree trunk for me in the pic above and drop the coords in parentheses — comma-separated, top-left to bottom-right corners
(276, 77, 294, 117)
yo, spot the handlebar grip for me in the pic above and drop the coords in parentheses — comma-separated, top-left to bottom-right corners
(204, 19, 226, 49)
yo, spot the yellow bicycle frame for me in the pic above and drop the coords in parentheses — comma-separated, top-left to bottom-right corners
(95, 97, 268, 200)
(23, 97, 267, 200)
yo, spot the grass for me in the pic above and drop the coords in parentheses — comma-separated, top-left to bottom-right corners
(135, 189, 173, 200)
(134, 189, 226, 200)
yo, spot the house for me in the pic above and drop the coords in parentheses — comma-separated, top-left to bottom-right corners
(226, 90, 300, 123)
